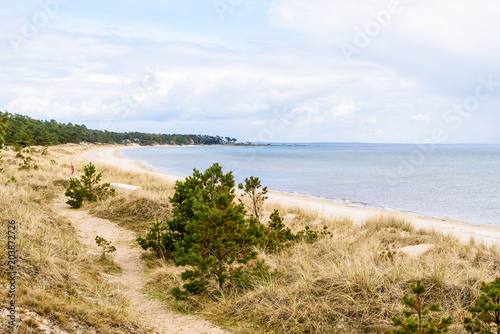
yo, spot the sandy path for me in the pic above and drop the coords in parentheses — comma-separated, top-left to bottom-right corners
(52, 197, 229, 334)
(77, 145, 500, 246)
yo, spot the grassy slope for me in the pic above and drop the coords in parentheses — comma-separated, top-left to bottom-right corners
(0, 145, 151, 333)
(2, 144, 499, 333)
(143, 216, 499, 333)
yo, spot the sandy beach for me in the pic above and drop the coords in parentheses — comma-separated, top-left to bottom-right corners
(78, 145, 500, 246)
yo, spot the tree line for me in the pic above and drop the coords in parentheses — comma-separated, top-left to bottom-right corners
(0, 111, 237, 147)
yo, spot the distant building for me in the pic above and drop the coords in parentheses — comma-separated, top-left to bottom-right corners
(122, 139, 132, 145)
(134, 138, 140, 142)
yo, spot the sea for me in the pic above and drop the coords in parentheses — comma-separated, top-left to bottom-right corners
(121, 143, 500, 225)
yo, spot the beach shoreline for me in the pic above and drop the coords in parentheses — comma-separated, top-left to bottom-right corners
(78, 144, 500, 245)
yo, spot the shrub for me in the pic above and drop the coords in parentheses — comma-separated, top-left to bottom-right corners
(296, 225, 331, 243)
(464, 277, 500, 333)
(238, 177, 330, 252)
(389, 280, 452, 334)
(65, 162, 115, 208)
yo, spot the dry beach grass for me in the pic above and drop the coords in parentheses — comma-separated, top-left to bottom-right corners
(144, 212, 500, 333)
(0, 145, 149, 333)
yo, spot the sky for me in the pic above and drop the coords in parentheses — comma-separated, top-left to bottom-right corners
(1, 0, 499, 143)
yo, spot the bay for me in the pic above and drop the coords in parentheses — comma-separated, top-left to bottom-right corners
(122, 143, 500, 225)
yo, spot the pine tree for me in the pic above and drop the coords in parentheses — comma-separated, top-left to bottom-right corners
(95, 236, 116, 260)
(464, 277, 500, 333)
(171, 163, 265, 298)
(238, 176, 268, 222)
(390, 281, 452, 334)
(65, 163, 115, 208)
(137, 220, 176, 258)
(263, 209, 296, 252)
(138, 163, 243, 259)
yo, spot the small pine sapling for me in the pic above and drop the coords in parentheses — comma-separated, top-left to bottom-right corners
(65, 162, 115, 208)
(238, 176, 268, 222)
(464, 277, 500, 333)
(95, 236, 116, 260)
(264, 209, 296, 252)
(390, 280, 452, 334)
(137, 220, 176, 259)
(263, 211, 331, 252)
(296, 226, 319, 243)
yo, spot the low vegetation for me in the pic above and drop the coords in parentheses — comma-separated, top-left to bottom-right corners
(3, 144, 500, 333)
(142, 214, 500, 333)
(464, 277, 500, 333)
(390, 280, 452, 334)
(95, 236, 117, 261)
(0, 145, 149, 333)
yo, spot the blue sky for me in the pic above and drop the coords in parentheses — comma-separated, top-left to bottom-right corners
(1, 0, 499, 143)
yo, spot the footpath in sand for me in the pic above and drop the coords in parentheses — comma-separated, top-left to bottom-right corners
(53, 196, 229, 334)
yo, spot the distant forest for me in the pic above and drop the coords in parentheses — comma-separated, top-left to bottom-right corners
(0, 112, 237, 147)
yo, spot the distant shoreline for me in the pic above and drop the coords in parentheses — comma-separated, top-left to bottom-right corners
(78, 144, 500, 246)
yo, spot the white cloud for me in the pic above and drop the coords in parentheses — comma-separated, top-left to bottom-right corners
(4, 97, 79, 120)
(410, 114, 430, 122)
(268, 0, 384, 37)
(268, 0, 500, 57)
(85, 74, 130, 85)
(329, 99, 358, 119)
(396, 1, 500, 58)
(0, 1, 499, 143)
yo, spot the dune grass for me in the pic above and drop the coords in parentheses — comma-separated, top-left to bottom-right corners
(0, 145, 150, 333)
(137, 192, 498, 333)
(85, 157, 175, 234)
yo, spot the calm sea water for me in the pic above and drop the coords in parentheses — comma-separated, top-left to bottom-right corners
(121, 144, 500, 225)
